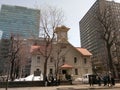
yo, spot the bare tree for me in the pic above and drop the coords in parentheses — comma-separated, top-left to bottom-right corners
(94, 4, 117, 76)
(8, 35, 23, 81)
(50, 43, 69, 81)
(17, 39, 32, 78)
(39, 6, 65, 81)
(113, 33, 120, 78)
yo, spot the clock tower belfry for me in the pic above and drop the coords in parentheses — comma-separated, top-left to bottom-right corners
(55, 25, 70, 43)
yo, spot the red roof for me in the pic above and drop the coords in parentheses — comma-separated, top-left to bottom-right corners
(30, 45, 51, 54)
(30, 46, 40, 53)
(61, 64, 73, 69)
(76, 47, 92, 56)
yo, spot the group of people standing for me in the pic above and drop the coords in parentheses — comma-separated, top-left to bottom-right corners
(102, 73, 115, 86)
(89, 73, 115, 87)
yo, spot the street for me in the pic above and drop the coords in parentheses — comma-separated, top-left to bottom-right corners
(0, 84, 120, 90)
(0, 87, 120, 90)
(95, 88, 120, 90)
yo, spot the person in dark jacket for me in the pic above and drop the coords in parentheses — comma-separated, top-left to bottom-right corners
(110, 75, 115, 86)
(89, 76, 94, 86)
(96, 75, 102, 86)
(103, 75, 107, 86)
(45, 76, 48, 86)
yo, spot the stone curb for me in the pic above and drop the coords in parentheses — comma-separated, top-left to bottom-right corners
(57, 84, 120, 90)
(57, 87, 120, 90)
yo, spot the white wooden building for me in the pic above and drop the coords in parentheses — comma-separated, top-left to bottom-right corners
(30, 26, 93, 80)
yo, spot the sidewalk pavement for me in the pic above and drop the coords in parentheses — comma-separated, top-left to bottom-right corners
(0, 83, 120, 90)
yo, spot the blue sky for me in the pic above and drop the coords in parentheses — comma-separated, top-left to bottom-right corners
(0, 0, 120, 47)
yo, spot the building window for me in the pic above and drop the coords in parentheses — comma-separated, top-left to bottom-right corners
(84, 58, 87, 64)
(49, 68, 53, 74)
(62, 57, 65, 64)
(37, 56, 40, 63)
(50, 57, 53, 63)
(75, 69, 78, 75)
(74, 57, 77, 63)
(37, 56, 40, 59)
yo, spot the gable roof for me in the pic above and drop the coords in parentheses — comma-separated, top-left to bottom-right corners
(30, 46, 40, 53)
(76, 47, 92, 56)
(30, 45, 52, 54)
(30, 43, 92, 57)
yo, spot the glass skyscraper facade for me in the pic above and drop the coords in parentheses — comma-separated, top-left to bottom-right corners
(0, 5, 40, 39)
(0, 30, 3, 39)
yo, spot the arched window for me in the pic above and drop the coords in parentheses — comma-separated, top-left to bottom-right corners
(74, 57, 77, 63)
(50, 57, 53, 63)
(62, 57, 65, 64)
(75, 68, 78, 75)
(37, 55, 40, 63)
(84, 58, 87, 64)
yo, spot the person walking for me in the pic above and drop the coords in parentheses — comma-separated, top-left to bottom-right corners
(96, 75, 101, 86)
(89, 76, 94, 86)
(103, 75, 107, 86)
(106, 74, 111, 86)
(45, 76, 48, 86)
(110, 75, 115, 86)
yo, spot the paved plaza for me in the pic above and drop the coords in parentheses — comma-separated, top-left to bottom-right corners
(0, 83, 120, 90)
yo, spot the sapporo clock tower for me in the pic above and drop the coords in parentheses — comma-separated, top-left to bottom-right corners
(55, 25, 70, 43)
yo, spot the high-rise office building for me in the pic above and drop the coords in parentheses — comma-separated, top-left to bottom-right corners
(0, 4, 40, 76)
(80, 0, 120, 72)
(0, 5, 40, 39)
(0, 30, 3, 39)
